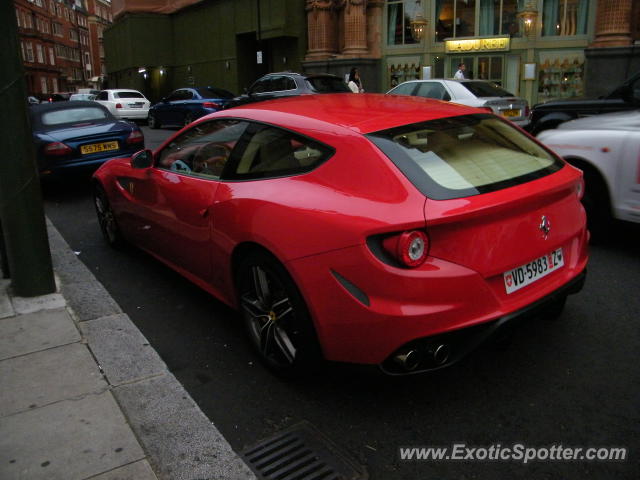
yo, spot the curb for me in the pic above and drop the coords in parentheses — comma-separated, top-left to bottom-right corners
(46, 218, 257, 480)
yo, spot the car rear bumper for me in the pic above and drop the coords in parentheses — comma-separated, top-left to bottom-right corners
(114, 109, 149, 120)
(39, 151, 138, 180)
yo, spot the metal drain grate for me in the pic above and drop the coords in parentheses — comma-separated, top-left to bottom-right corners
(241, 421, 367, 480)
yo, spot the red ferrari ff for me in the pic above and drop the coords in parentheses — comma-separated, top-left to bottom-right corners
(93, 94, 588, 375)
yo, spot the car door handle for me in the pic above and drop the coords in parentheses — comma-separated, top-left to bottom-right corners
(198, 207, 209, 218)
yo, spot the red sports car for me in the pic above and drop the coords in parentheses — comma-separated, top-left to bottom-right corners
(93, 94, 588, 375)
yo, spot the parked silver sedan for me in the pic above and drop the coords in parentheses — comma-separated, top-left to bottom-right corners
(387, 79, 530, 128)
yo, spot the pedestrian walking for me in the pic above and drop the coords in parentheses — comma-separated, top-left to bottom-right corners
(347, 68, 365, 93)
(454, 63, 466, 79)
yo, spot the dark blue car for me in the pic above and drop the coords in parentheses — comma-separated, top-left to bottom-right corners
(147, 86, 235, 129)
(30, 101, 144, 180)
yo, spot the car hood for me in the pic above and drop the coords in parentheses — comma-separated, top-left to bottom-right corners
(557, 109, 640, 131)
(38, 121, 132, 141)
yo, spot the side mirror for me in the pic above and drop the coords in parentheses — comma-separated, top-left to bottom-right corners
(131, 149, 154, 169)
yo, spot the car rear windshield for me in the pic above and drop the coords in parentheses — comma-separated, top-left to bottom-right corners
(305, 77, 351, 93)
(366, 114, 563, 200)
(114, 91, 145, 99)
(196, 87, 234, 99)
(40, 107, 110, 126)
(460, 81, 514, 98)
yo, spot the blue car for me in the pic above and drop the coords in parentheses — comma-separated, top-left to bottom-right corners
(30, 101, 144, 180)
(147, 86, 235, 128)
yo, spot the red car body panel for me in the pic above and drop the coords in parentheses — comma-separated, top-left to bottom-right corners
(93, 94, 588, 367)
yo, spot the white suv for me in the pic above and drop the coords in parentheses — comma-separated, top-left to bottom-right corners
(95, 89, 150, 121)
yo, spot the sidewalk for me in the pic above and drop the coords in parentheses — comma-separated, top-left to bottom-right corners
(0, 220, 256, 480)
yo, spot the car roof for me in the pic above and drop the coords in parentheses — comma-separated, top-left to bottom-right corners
(261, 72, 342, 79)
(219, 93, 482, 134)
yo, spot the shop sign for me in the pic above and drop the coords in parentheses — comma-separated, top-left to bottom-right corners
(445, 37, 510, 53)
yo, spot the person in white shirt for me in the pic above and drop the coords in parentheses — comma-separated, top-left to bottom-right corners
(454, 63, 466, 79)
(347, 68, 364, 93)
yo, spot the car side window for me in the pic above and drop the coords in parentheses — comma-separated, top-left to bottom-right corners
(165, 91, 181, 102)
(157, 120, 249, 179)
(226, 124, 334, 180)
(415, 83, 451, 101)
(251, 78, 272, 94)
(390, 83, 416, 96)
(96, 91, 108, 101)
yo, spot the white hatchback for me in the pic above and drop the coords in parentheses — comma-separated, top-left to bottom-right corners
(94, 89, 150, 121)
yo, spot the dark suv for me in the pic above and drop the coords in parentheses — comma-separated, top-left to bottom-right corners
(226, 72, 352, 108)
(528, 71, 640, 135)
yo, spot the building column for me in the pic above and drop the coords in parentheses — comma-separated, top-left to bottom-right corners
(589, 0, 632, 47)
(366, 0, 383, 59)
(340, 0, 368, 57)
(305, 0, 338, 60)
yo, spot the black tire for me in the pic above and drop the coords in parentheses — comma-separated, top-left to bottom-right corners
(236, 250, 322, 376)
(540, 295, 567, 321)
(148, 113, 160, 129)
(94, 185, 125, 248)
(183, 113, 194, 127)
(581, 168, 611, 242)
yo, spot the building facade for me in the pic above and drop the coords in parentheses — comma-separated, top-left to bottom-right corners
(15, 0, 111, 97)
(374, 0, 639, 104)
(86, 0, 113, 88)
(104, 0, 308, 103)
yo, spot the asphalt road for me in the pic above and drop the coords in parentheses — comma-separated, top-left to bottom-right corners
(43, 126, 639, 480)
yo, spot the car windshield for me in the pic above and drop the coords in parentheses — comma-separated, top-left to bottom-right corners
(305, 77, 351, 93)
(41, 107, 110, 126)
(460, 81, 514, 98)
(114, 91, 145, 99)
(367, 114, 562, 200)
(196, 87, 234, 99)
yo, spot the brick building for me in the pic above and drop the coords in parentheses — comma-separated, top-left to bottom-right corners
(86, 0, 112, 88)
(15, 0, 111, 97)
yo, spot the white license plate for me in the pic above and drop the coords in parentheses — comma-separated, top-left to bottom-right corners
(503, 248, 564, 294)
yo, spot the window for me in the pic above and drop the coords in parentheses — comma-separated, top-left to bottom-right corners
(227, 124, 334, 180)
(16, 10, 21, 27)
(26, 43, 34, 62)
(270, 76, 296, 91)
(387, 0, 418, 45)
(435, 0, 521, 41)
(40, 77, 47, 94)
(305, 77, 351, 93)
(49, 47, 55, 65)
(70, 29, 78, 42)
(36, 44, 44, 63)
(20, 42, 26, 61)
(542, 0, 589, 36)
(367, 114, 562, 200)
(52, 77, 58, 92)
(158, 121, 249, 179)
(53, 22, 62, 36)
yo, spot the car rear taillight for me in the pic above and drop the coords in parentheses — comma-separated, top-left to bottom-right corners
(382, 230, 429, 268)
(126, 130, 144, 144)
(43, 142, 72, 156)
(202, 102, 221, 109)
(115, 103, 122, 109)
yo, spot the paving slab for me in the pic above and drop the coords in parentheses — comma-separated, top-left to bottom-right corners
(114, 374, 257, 480)
(0, 308, 80, 361)
(0, 391, 146, 480)
(0, 279, 13, 319)
(11, 292, 66, 315)
(81, 314, 167, 386)
(85, 460, 158, 480)
(0, 342, 106, 417)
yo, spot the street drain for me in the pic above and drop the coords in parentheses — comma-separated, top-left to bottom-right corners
(241, 421, 367, 480)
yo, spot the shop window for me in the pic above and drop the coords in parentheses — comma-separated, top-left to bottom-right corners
(389, 63, 421, 88)
(538, 52, 584, 100)
(387, 0, 419, 45)
(542, 0, 589, 36)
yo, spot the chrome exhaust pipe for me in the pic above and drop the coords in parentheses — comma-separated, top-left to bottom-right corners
(431, 344, 451, 366)
(393, 349, 421, 371)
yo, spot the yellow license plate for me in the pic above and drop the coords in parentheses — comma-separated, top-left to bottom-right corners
(80, 141, 118, 155)
(501, 109, 520, 118)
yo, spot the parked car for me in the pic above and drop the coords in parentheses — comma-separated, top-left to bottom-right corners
(94, 89, 150, 121)
(225, 72, 351, 108)
(30, 101, 144, 179)
(147, 86, 235, 129)
(537, 109, 640, 236)
(387, 79, 530, 128)
(93, 94, 587, 376)
(528, 71, 640, 135)
(27, 96, 40, 106)
(69, 93, 96, 101)
(41, 92, 73, 103)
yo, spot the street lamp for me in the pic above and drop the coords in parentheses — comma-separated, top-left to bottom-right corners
(410, 0, 428, 41)
(517, 0, 538, 35)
